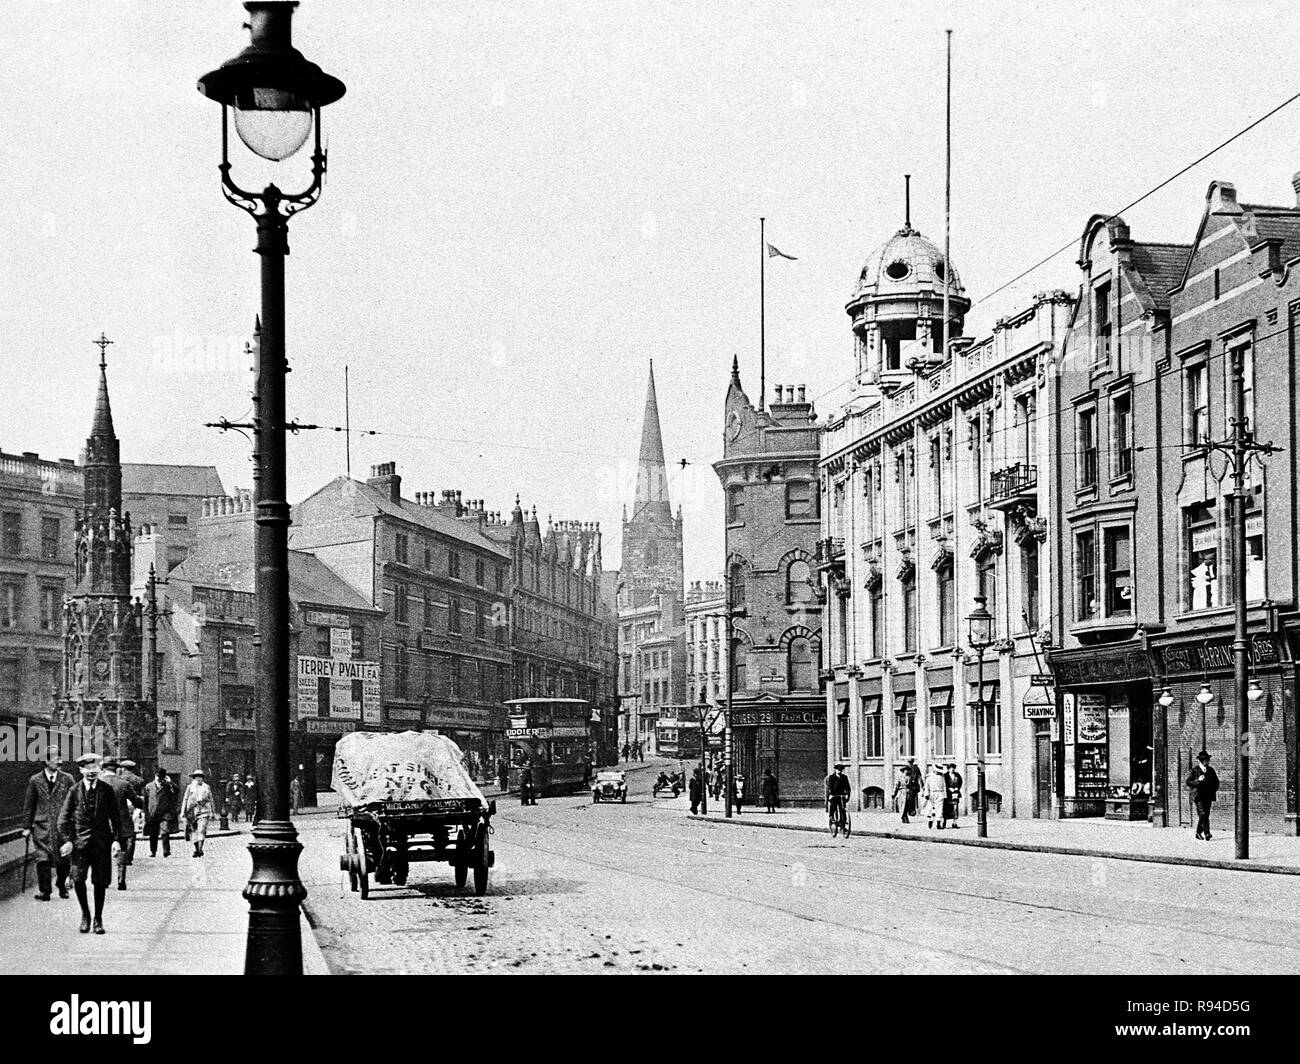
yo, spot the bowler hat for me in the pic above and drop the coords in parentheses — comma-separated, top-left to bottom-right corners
(1197, 750, 1212, 761)
(833, 763, 845, 770)
(100, 756, 119, 769)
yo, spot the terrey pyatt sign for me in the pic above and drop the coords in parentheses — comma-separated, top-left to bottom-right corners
(297, 655, 381, 723)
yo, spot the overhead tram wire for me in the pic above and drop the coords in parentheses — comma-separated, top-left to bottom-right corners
(811, 85, 1300, 409)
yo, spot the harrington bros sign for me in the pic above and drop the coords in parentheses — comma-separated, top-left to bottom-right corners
(1154, 635, 1288, 677)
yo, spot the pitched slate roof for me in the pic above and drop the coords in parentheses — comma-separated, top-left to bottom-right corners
(1128, 242, 1191, 311)
(122, 463, 225, 498)
(1239, 204, 1300, 266)
(349, 478, 509, 557)
(170, 541, 375, 612)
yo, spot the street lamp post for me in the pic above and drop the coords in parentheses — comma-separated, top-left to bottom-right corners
(697, 693, 709, 816)
(967, 596, 994, 838)
(198, 1, 345, 975)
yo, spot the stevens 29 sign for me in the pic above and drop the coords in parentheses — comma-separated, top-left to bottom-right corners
(731, 708, 826, 727)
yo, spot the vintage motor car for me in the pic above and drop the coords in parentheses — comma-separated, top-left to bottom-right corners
(591, 770, 628, 803)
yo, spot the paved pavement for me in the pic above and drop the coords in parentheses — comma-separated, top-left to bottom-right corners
(0, 828, 328, 975)
(300, 760, 1300, 974)
(655, 792, 1300, 872)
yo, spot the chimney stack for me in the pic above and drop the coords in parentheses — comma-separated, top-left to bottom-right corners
(366, 461, 402, 505)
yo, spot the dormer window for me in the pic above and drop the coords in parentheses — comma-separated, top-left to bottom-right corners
(1094, 280, 1112, 366)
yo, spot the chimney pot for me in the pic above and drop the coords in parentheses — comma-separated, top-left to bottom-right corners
(1292, 171, 1300, 207)
(798, 385, 806, 402)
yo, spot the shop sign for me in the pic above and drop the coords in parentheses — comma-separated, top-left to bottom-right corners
(1076, 694, 1108, 744)
(731, 708, 827, 727)
(304, 719, 357, 734)
(1022, 702, 1055, 720)
(1154, 635, 1287, 677)
(1029, 674, 1054, 688)
(305, 611, 349, 629)
(506, 725, 588, 739)
(1049, 649, 1150, 687)
(1062, 694, 1075, 745)
(387, 707, 423, 723)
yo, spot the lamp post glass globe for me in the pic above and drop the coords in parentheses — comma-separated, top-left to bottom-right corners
(1158, 686, 1175, 708)
(966, 595, 993, 650)
(1196, 683, 1215, 706)
(1247, 679, 1265, 702)
(232, 87, 312, 161)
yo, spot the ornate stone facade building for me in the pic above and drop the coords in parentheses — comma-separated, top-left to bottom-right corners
(820, 212, 1070, 819)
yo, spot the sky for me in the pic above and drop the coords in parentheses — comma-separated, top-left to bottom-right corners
(4, 1, 1300, 585)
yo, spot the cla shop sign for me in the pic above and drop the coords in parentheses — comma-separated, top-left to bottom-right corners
(50, 996, 151, 1044)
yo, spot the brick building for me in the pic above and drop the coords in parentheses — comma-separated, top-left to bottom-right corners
(121, 463, 226, 573)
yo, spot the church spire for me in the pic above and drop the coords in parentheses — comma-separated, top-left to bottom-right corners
(632, 360, 671, 520)
(82, 332, 122, 518)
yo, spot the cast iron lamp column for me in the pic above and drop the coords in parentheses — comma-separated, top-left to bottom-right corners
(198, 1, 345, 975)
(967, 596, 993, 838)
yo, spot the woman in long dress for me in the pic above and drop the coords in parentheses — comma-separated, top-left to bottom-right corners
(923, 763, 947, 829)
(181, 770, 214, 857)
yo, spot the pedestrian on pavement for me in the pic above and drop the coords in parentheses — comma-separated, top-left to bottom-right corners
(732, 772, 745, 814)
(182, 769, 214, 857)
(290, 771, 304, 816)
(688, 769, 703, 815)
(582, 754, 593, 786)
(519, 763, 537, 806)
(923, 763, 947, 829)
(22, 751, 74, 901)
(118, 760, 146, 800)
(225, 773, 244, 823)
(760, 769, 778, 813)
(143, 768, 178, 857)
(943, 763, 963, 829)
(826, 763, 851, 825)
(892, 765, 918, 824)
(57, 752, 122, 934)
(621, 742, 630, 763)
(497, 757, 509, 792)
(711, 765, 725, 801)
(99, 757, 139, 891)
(244, 773, 260, 824)
(1186, 750, 1220, 841)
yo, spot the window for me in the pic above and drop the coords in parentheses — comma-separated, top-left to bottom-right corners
(1094, 280, 1112, 365)
(1185, 503, 1217, 611)
(786, 559, 814, 605)
(836, 701, 850, 760)
(167, 514, 189, 528)
(351, 627, 366, 659)
(38, 660, 60, 705)
(41, 518, 60, 561)
(1103, 526, 1133, 616)
(448, 550, 461, 579)
(162, 712, 180, 754)
(495, 567, 505, 593)
(901, 573, 917, 653)
(894, 694, 915, 759)
(727, 486, 745, 524)
(787, 636, 815, 690)
(835, 594, 848, 665)
(394, 584, 409, 625)
(39, 585, 59, 632)
(869, 583, 883, 659)
(476, 601, 487, 638)
(1244, 491, 1265, 602)
(422, 590, 433, 630)
(1229, 341, 1255, 432)
(929, 436, 944, 518)
(395, 533, 408, 564)
(0, 582, 20, 629)
(974, 681, 1002, 755)
(897, 448, 915, 527)
(1076, 531, 1097, 620)
(970, 417, 983, 500)
(1015, 393, 1037, 468)
(1186, 362, 1209, 446)
(221, 636, 238, 671)
(1077, 407, 1098, 488)
(475, 558, 485, 586)
(785, 481, 816, 519)
(863, 465, 876, 540)
(729, 563, 746, 609)
(1112, 392, 1133, 479)
(730, 640, 747, 690)
(861, 695, 883, 758)
(0, 658, 19, 710)
(424, 546, 432, 570)
(395, 645, 409, 700)
(313, 626, 331, 656)
(930, 688, 954, 758)
(448, 656, 460, 698)
(2, 513, 20, 555)
(937, 564, 955, 647)
(1021, 539, 1040, 630)
(448, 596, 461, 633)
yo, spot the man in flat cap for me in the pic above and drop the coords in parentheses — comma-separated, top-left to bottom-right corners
(57, 753, 122, 934)
(99, 756, 140, 890)
(22, 751, 74, 901)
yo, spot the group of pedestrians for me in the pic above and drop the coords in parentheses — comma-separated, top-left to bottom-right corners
(620, 741, 645, 762)
(222, 772, 260, 824)
(893, 758, 964, 829)
(19, 751, 227, 936)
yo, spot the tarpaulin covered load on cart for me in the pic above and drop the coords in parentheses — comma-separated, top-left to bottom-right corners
(332, 731, 487, 809)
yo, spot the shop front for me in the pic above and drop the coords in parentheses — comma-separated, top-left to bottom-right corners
(427, 704, 506, 783)
(1048, 642, 1153, 820)
(730, 696, 826, 807)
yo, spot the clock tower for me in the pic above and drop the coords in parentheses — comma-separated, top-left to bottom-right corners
(59, 335, 148, 762)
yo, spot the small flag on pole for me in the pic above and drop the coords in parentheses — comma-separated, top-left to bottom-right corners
(766, 242, 797, 261)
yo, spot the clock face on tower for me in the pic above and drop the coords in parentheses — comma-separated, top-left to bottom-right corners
(727, 411, 742, 441)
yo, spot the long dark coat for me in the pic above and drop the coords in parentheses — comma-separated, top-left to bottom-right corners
(102, 772, 140, 840)
(57, 779, 124, 856)
(143, 778, 179, 831)
(23, 769, 75, 861)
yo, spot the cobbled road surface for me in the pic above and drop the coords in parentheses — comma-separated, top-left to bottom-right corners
(298, 764, 1300, 974)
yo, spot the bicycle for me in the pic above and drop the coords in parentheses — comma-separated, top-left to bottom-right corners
(827, 796, 851, 838)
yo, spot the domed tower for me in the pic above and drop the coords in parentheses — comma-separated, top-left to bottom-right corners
(847, 184, 970, 395)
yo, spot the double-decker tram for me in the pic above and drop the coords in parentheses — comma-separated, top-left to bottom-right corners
(504, 698, 591, 796)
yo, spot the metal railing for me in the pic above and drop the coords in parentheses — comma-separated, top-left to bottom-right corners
(990, 463, 1037, 500)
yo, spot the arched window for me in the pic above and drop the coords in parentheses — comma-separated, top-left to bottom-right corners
(729, 563, 746, 608)
(731, 639, 748, 690)
(645, 543, 659, 567)
(786, 559, 814, 604)
(787, 636, 815, 690)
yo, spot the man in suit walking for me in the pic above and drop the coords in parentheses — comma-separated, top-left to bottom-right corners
(99, 757, 140, 891)
(1186, 749, 1220, 841)
(143, 768, 178, 857)
(22, 752, 74, 901)
(57, 753, 123, 934)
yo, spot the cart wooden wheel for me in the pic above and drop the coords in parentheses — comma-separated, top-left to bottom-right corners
(473, 862, 489, 896)
(353, 826, 370, 900)
(344, 824, 359, 893)
(454, 863, 468, 889)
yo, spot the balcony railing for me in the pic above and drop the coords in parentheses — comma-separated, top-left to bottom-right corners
(989, 463, 1037, 505)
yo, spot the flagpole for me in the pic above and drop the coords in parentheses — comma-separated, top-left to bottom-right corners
(759, 216, 766, 412)
(942, 29, 952, 363)
(344, 363, 352, 478)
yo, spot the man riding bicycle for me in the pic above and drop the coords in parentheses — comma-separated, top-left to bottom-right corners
(826, 763, 851, 826)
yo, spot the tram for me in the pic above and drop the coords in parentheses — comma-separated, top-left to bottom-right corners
(504, 698, 592, 796)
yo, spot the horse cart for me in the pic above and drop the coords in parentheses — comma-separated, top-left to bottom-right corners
(333, 731, 496, 898)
